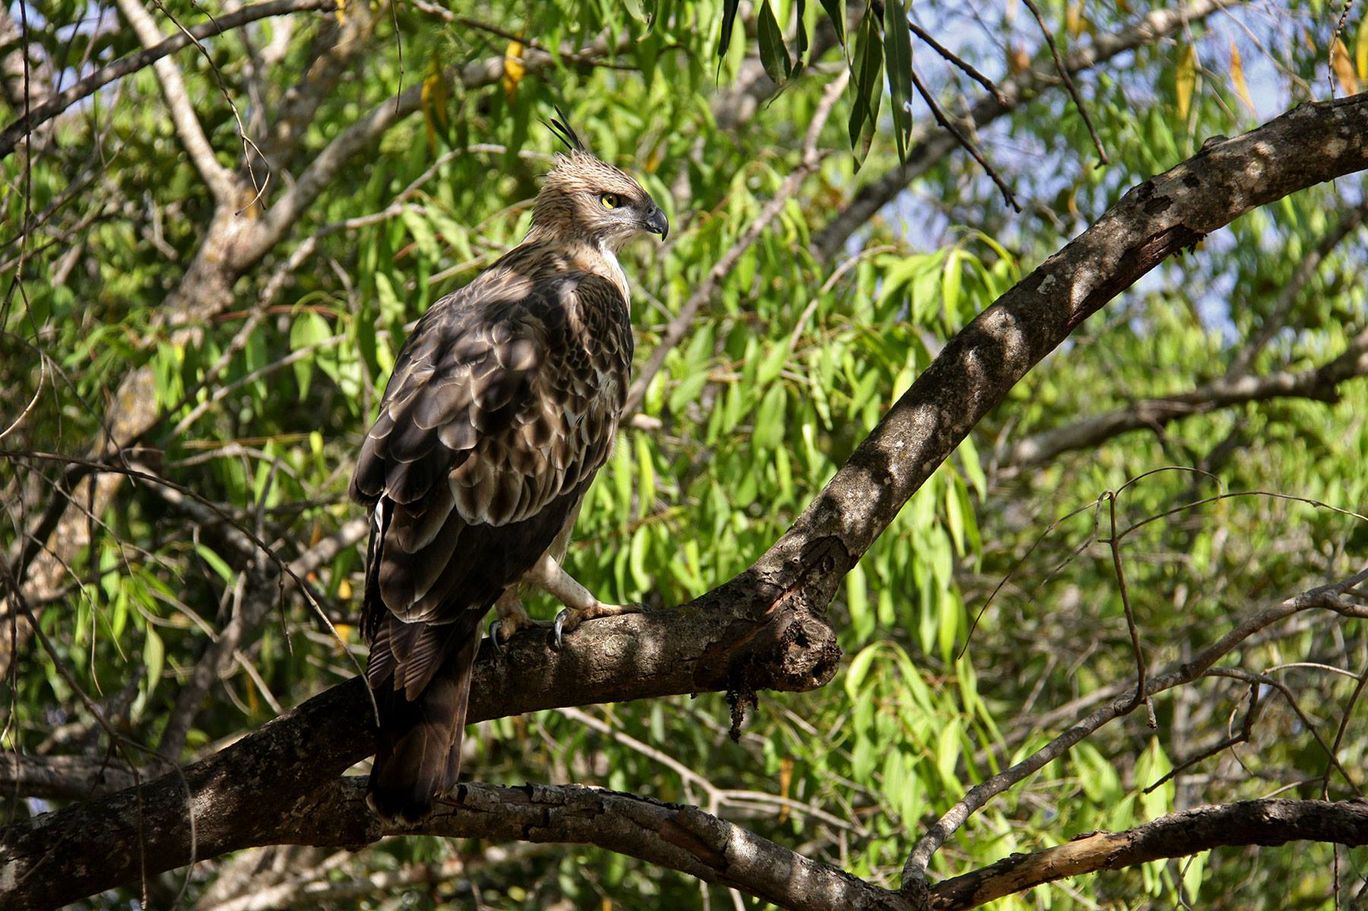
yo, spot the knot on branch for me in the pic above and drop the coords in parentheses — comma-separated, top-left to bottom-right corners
(712, 536, 851, 736)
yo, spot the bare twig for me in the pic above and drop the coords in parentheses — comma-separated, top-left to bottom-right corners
(1105, 491, 1154, 725)
(999, 327, 1368, 469)
(1144, 680, 1262, 794)
(1019, 0, 1109, 164)
(906, 19, 1006, 104)
(814, 0, 1233, 257)
(0, 0, 337, 160)
(907, 65, 1019, 211)
(901, 570, 1368, 889)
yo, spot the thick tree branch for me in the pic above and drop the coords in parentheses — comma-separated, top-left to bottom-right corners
(764, 96, 1367, 605)
(999, 327, 1368, 469)
(812, 0, 1236, 259)
(3, 92, 1366, 911)
(0, 753, 137, 800)
(929, 799, 1368, 910)
(288, 780, 913, 911)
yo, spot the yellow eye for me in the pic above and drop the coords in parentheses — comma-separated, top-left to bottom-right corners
(599, 193, 621, 209)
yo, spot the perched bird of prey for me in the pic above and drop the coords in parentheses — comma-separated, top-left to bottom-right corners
(350, 115, 668, 822)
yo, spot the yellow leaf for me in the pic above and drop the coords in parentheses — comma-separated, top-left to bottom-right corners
(1331, 36, 1359, 96)
(337, 578, 352, 600)
(777, 756, 794, 824)
(1176, 44, 1197, 121)
(1066, 2, 1083, 38)
(1007, 43, 1031, 77)
(1358, 16, 1368, 81)
(503, 40, 526, 102)
(1229, 39, 1255, 114)
(334, 0, 345, 25)
(420, 62, 449, 154)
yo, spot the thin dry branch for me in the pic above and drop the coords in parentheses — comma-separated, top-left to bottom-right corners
(1020, 0, 1108, 163)
(813, 0, 1235, 258)
(0, 0, 337, 160)
(1000, 327, 1368, 469)
(902, 569, 1368, 889)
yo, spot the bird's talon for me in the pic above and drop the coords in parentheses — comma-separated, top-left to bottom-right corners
(552, 609, 569, 649)
(488, 620, 506, 652)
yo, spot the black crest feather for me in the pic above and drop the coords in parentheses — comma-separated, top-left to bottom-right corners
(546, 105, 586, 153)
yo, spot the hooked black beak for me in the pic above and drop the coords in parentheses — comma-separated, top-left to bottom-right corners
(644, 205, 669, 241)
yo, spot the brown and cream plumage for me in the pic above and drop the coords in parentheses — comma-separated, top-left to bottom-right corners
(350, 116, 668, 821)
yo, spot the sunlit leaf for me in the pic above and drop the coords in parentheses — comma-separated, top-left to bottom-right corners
(884, 0, 914, 161)
(847, 6, 883, 167)
(1175, 44, 1197, 121)
(1229, 39, 1255, 114)
(1331, 36, 1359, 96)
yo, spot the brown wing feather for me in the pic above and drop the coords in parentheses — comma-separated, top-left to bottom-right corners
(351, 249, 632, 819)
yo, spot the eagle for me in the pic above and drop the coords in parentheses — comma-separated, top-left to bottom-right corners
(350, 115, 668, 822)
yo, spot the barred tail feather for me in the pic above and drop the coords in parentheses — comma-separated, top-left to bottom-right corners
(367, 633, 480, 822)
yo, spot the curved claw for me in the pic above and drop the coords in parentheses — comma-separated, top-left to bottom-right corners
(551, 609, 569, 650)
(488, 619, 507, 652)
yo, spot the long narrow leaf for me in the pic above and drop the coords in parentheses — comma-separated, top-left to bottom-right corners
(757, 0, 792, 83)
(847, 6, 883, 166)
(884, 0, 915, 160)
(718, 0, 741, 58)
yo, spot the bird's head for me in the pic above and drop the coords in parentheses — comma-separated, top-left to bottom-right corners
(529, 113, 669, 252)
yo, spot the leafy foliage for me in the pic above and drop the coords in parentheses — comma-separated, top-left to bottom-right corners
(2, 0, 1366, 908)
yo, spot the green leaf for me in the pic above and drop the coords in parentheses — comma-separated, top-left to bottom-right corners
(847, 7, 883, 167)
(399, 208, 440, 260)
(846, 562, 871, 640)
(718, 0, 741, 58)
(195, 544, 236, 584)
(845, 643, 881, 699)
(290, 311, 331, 399)
(143, 627, 165, 702)
(753, 382, 788, 451)
(757, 0, 792, 83)
(818, 0, 846, 48)
(942, 247, 963, 321)
(883, 0, 914, 160)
